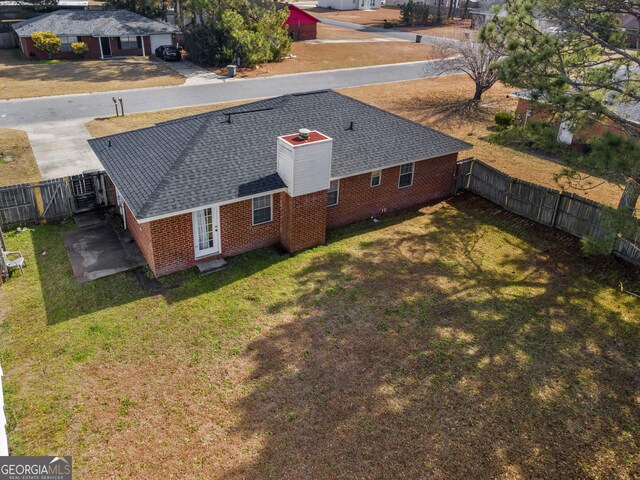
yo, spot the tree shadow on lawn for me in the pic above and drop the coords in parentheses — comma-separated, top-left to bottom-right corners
(227, 195, 640, 479)
(388, 93, 505, 135)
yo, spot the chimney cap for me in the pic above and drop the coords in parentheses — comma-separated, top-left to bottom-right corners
(298, 128, 311, 139)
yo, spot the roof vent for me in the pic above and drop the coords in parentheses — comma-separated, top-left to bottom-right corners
(298, 128, 311, 140)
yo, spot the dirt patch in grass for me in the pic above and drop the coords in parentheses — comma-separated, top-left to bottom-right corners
(0, 50, 184, 100)
(1, 195, 639, 478)
(308, 5, 402, 25)
(85, 101, 247, 137)
(341, 75, 624, 206)
(217, 41, 437, 78)
(0, 129, 41, 186)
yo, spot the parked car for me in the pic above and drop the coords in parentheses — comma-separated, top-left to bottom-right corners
(155, 45, 181, 61)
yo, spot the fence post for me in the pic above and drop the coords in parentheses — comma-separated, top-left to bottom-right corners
(551, 191, 563, 228)
(0, 226, 5, 284)
(504, 178, 514, 209)
(32, 182, 45, 225)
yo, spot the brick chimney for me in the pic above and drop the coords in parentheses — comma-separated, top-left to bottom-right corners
(277, 129, 333, 253)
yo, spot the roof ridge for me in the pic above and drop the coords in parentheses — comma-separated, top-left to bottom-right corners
(138, 115, 212, 217)
(331, 90, 472, 149)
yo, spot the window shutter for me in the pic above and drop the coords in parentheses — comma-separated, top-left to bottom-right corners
(117, 37, 122, 49)
(137, 36, 142, 48)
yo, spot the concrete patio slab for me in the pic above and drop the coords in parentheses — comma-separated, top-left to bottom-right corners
(63, 220, 146, 283)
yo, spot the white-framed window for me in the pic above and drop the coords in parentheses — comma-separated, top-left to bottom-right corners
(327, 180, 339, 206)
(119, 36, 138, 50)
(252, 194, 272, 225)
(58, 35, 78, 52)
(370, 170, 382, 187)
(398, 162, 414, 189)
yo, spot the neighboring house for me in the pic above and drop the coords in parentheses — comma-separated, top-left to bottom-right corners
(317, 0, 380, 11)
(468, 0, 505, 29)
(89, 91, 471, 277)
(275, 3, 319, 41)
(12, 10, 180, 60)
(621, 14, 639, 49)
(510, 89, 640, 146)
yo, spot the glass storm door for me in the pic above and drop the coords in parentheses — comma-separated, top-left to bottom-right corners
(193, 206, 220, 257)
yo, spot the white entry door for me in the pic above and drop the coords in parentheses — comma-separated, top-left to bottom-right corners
(193, 206, 220, 257)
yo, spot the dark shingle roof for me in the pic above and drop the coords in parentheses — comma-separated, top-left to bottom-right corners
(12, 9, 179, 37)
(89, 91, 472, 220)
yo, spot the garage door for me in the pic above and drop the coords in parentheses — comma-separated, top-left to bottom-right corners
(150, 34, 173, 53)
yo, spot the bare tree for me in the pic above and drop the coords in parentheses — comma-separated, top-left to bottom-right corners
(435, 39, 502, 101)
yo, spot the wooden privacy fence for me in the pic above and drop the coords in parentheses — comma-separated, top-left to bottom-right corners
(0, 171, 115, 230)
(455, 159, 640, 268)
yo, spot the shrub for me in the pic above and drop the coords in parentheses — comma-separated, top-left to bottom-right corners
(486, 121, 570, 155)
(31, 31, 61, 59)
(71, 41, 89, 58)
(495, 112, 514, 128)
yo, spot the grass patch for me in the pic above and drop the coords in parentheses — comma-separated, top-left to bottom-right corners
(1, 195, 639, 478)
(0, 129, 41, 186)
(0, 50, 184, 100)
(215, 40, 439, 78)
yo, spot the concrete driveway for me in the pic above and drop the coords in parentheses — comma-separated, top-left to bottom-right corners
(159, 59, 225, 85)
(23, 119, 102, 179)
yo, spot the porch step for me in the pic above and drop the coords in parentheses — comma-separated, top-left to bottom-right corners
(197, 259, 228, 275)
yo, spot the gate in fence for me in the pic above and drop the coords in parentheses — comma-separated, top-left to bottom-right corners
(0, 171, 113, 230)
(455, 158, 640, 268)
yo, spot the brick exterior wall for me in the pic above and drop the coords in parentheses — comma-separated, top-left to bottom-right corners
(287, 23, 317, 41)
(19, 35, 151, 60)
(124, 153, 461, 277)
(124, 203, 156, 273)
(280, 190, 328, 253)
(326, 154, 459, 229)
(219, 194, 283, 257)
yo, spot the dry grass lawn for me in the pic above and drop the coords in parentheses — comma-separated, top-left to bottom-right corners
(217, 41, 437, 78)
(315, 22, 381, 40)
(0, 50, 184, 100)
(2, 195, 639, 479)
(0, 129, 41, 186)
(308, 5, 402, 25)
(85, 102, 247, 138)
(342, 75, 624, 207)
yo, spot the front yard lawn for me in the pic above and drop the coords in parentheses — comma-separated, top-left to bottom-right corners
(1, 195, 639, 479)
(215, 40, 437, 78)
(0, 49, 184, 100)
(0, 128, 41, 186)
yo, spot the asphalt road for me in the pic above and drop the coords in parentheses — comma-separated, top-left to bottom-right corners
(0, 59, 454, 128)
(319, 17, 458, 46)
